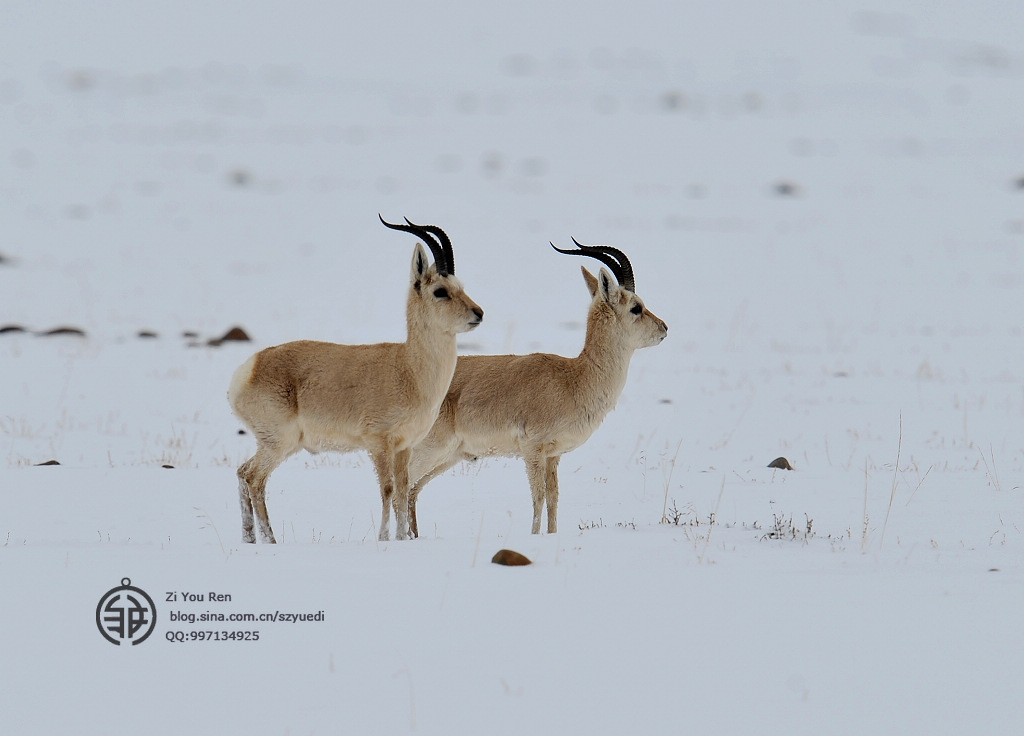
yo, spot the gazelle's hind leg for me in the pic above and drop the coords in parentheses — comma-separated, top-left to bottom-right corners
(237, 442, 292, 544)
(544, 455, 561, 533)
(237, 472, 257, 544)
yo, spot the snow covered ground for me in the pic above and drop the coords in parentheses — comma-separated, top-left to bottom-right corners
(2, 1, 1022, 733)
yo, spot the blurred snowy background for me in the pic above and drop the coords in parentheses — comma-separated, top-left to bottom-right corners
(2, 2, 1023, 734)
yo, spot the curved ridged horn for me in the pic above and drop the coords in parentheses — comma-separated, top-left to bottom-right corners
(404, 218, 455, 276)
(550, 238, 636, 292)
(379, 214, 449, 276)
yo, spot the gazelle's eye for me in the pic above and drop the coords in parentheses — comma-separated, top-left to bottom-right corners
(433, 287, 449, 299)
(630, 304, 643, 315)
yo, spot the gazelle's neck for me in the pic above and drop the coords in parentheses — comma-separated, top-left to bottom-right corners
(404, 297, 459, 396)
(576, 306, 634, 402)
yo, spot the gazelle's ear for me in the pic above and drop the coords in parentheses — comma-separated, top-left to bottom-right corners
(410, 242, 430, 289)
(581, 266, 599, 297)
(596, 266, 618, 303)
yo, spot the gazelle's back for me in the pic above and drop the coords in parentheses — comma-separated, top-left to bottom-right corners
(432, 352, 612, 462)
(231, 340, 420, 453)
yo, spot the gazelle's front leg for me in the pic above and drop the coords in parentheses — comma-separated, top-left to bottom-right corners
(524, 453, 548, 534)
(392, 447, 412, 541)
(544, 455, 561, 533)
(371, 451, 394, 542)
(408, 451, 467, 539)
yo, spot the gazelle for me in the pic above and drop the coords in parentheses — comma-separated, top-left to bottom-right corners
(406, 240, 667, 536)
(228, 216, 483, 543)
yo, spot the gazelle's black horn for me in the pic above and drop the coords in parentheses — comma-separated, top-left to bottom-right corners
(379, 214, 448, 275)
(551, 238, 635, 292)
(404, 218, 455, 276)
(571, 238, 635, 292)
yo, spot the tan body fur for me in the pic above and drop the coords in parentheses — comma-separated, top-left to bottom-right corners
(408, 264, 666, 535)
(230, 240, 482, 543)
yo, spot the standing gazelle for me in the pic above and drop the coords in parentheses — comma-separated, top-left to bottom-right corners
(406, 240, 667, 536)
(229, 216, 483, 543)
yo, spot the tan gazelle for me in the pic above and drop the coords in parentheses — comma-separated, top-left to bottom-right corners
(407, 240, 666, 535)
(229, 217, 483, 543)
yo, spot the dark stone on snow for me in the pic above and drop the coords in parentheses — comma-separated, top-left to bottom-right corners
(491, 549, 532, 566)
(767, 456, 794, 471)
(207, 326, 251, 346)
(37, 326, 86, 337)
(772, 181, 800, 197)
